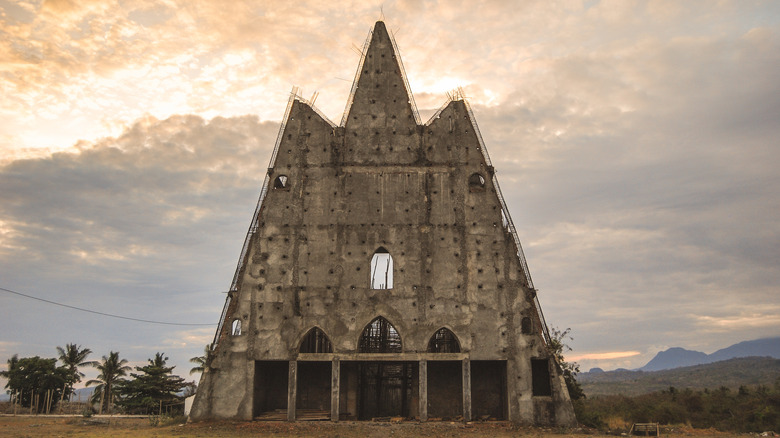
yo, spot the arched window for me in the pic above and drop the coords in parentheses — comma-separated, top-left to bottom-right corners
(370, 247, 393, 289)
(299, 327, 333, 353)
(358, 316, 402, 353)
(468, 173, 485, 191)
(231, 319, 242, 336)
(427, 327, 461, 353)
(273, 175, 289, 189)
(521, 317, 534, 335)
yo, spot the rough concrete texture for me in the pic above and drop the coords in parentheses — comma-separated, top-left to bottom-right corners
(190, 21, 576, 427)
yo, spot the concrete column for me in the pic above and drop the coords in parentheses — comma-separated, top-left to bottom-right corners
(462, 358, 472, 421)
(287, 360, 297, 421)
(331, 358, 340, 421)
(418, 360, 428, 422)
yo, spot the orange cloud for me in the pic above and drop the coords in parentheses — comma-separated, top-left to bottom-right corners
(568, 351, 641, 361)
(693, 313, 780, 331)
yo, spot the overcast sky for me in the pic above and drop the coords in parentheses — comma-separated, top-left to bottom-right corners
(1, 0, 779, 387)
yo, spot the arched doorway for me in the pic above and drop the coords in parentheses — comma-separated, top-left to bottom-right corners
(427, 328, 463, 419)
(347, 316, 416, 420)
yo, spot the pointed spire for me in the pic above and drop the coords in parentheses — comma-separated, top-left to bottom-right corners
(343, 21, 419, 140)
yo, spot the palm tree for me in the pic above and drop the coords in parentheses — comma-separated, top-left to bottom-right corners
(56, 344, 95, 409)
(189, 345, 210, 375)
(150, 351, 168, 368)
(0, 355, 19, 402)
(86, 351, 130, 414)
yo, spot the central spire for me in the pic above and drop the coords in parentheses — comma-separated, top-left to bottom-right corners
(343, 21, 419, 157)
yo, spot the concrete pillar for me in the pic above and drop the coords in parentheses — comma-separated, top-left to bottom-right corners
(462, 358, 472, 421)
(287, 360, 297, 421)
(331, 358, 340, 421)
(418, 360, 428, 422)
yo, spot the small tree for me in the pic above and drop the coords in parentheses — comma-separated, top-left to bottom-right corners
(86, 351, 130, 414)
(549, 327, 585, 401)
(117, 352, 188, 415)
(0, 355, 70, 412)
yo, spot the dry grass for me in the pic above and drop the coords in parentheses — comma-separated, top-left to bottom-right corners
(0, 415, 739, 437)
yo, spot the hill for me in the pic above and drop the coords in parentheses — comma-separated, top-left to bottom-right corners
(708, 337, 780, 362)
(579, 356, 780, 397)
(640, 347, 709, 371)
(640, 336, 780, 371)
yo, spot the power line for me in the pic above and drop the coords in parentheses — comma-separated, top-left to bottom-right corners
(0, 286, 216, 327)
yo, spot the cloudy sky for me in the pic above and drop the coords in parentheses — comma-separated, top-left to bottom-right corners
(1, 0, 779, 387)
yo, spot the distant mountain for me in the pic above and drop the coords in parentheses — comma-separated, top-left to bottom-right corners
(708, 338, 780, 362)
(580, 356, 780, 397)
(641, 347, 709, 371)
(640, 337, 780, 371)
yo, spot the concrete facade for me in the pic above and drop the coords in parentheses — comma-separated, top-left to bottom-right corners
(190, 21, 576, 426)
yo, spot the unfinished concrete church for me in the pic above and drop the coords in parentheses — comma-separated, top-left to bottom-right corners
(190, 21, 576, 426)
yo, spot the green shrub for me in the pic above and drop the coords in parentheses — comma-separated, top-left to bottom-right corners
(576, 382, 780, 433)
(148, 414, 187, 427)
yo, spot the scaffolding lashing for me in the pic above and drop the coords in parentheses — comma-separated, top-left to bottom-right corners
(211, 295, 231, 349)
(424, 96, 453, 125)
(494, 176, 551, 345)
(213, 87, 300, 349)
(388, 30, 421, 125)
(340, 29, 373, 127)
(462, 96, 551, 346)
(299, 93, 338, 128)
(462, 96, 493, 168)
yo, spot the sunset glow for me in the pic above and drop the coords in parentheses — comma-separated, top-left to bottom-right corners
(1, 0, 778, 382)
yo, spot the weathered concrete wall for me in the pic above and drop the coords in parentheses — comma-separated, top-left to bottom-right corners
(190, 20, 576, 427)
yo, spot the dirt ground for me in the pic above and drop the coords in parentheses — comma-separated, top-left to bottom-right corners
(0, 415, 740, 437)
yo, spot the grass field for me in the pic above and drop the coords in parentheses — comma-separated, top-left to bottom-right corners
(0, 415, 739, 437)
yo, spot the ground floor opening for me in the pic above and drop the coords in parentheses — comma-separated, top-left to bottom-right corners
(253, 360, 288, 418)
(296, 361, 331, 420)
(340, 361, 419, 420)
(427, 361, 463, 419)
(470, 360, 507, 421)
(253, 358, 510, 422)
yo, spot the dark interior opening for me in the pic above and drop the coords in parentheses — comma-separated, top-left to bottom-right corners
(296, 361, 331, 417)
(358, 317, 402, 353)
(427, 361, 462, 419)
(340, 361, 419, 420)
(427, 328, 461, 353)
(253, 361, 288, 418)
(468, 173, 486, 190)
(521, 316, 533, 334)
(471, 360, 507, 420)
(339, 362, 358, 420)
(299, 327, 333, 353)
(531, 358, 552, 396)
(273, 175, 289, 189)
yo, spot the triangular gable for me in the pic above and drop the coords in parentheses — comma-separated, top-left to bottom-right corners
(343, 21, 419, 138)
